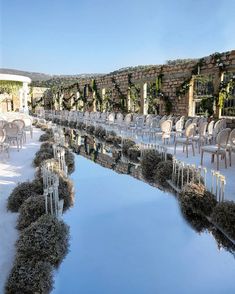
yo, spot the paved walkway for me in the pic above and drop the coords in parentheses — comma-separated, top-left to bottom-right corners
(0, 128, 42, 294)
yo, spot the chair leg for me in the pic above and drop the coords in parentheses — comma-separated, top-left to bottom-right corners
(225, 152, 227, 169)
(192, 143, 195, 156)
(201, 150, 203, 165)
(211, 154, 214, 163)
(186, 144, 188, 158)
(174, 142, 177, 155)
(217, 153, 219, 170)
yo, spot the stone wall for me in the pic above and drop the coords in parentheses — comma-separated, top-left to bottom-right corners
(59, 50, 235, 117)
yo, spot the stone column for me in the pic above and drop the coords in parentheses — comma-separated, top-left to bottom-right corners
(19, 82, 29, 113)
(127, 88, 131, 112)
(188, 79, 194, 116)
(93, 91, 96, 112)
(143, 82, 148, 115)
(102, 88, 106, 112)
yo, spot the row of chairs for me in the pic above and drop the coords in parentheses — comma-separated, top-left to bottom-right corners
(0, 116, 33, 156)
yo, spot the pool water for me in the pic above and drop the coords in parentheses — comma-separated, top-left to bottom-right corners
(53, 155, 235, 294)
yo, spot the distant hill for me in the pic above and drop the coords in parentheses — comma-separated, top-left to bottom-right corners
(0, 68, 103, 88)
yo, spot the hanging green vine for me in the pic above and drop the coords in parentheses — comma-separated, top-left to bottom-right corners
(0, 81, 23, 95)
(176, 58, 205, 97)
(218, 76, 235, 109)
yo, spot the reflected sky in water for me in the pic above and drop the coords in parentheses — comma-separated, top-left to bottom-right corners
(53, 155, 235, 294)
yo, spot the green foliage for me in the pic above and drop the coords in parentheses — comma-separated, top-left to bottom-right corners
(5, 259, 53, 294)
(17, 214, 69, 267)
(211, 201, 235, 240)
(94, 126, 106, 139)
(154, 160, 173, 186)
(33, 150, 54, 167)
(218, 77, 235, 109)
(178, 181, 215, 233)
(0, 80, 23, 95)
(141, 150, 162, 181)
(39, 129, 54, 142)
(179, 183, 217, 216)
(7, 182, 40, 212)
(176, 78, 191, 97)
(127, 145, 141, 162)
(196, 96, 215, 116)
(86, 125, 95, 134)
(122, 139, 136, 156)
(17, 195, 45, 230)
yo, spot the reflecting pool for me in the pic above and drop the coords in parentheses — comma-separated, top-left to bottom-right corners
(53, 154, 235, 294)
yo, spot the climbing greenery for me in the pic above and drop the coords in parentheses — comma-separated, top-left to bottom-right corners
(218, 76, 235, 109)
(0, 81, 23, 95)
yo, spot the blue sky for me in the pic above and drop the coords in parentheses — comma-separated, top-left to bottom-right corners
(1, 0, 235, 74)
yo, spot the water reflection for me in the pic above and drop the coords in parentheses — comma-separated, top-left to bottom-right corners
(53, 154, 235, 294)
(64, 126, 235, 257)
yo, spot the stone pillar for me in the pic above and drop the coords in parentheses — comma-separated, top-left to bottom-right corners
(127, 88, 131, 112)
(93, 91, 96, 112)
(143, 82, 148, 115)
(19, 82, 29, 113)
(102, 88, 106, 112)
(188, 79, 194, 116)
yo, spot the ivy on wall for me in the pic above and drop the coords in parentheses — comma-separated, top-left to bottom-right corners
(218, 76, 235, 109)
(176, 58, 205, 98)
(0, 81, 23, 95)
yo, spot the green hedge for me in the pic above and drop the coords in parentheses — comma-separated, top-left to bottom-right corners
(211, 201, 235, 240)
(5, 259, 53, 294)
(17, 214, 69, 267)
(141, 150, 162, 181)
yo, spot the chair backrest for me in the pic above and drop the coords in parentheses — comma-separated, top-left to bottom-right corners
(3, 122, 19, 136)
(216, 128, 231, 147)
(12, 119, 25, 131)
(198, 121, 208, 136)
(220, 118, 227, 130)
(116, 113, 123, 122)
(207, 120, 214, 135)
(23, 117, 32, 128)
(229, 129, 235, 147)
(84, 111, 90, 119)
(213, 120, 221, 130)
(184, 118, 192, 129)
(192, 117, 199, 124)
(185, 123, 196, 138)
(145, 115, 153, 127)
(124, 113, 132, 124)
(136, 116, 144, 127)
(101, 112, 107, 120)
(0, 120, 7, 128)
(161, 120, 172, 133)
(0, 128, 6, 143)
(159, 115, 167, 124)
(108, 112, 115, 122)
(175, 119, 183, 131)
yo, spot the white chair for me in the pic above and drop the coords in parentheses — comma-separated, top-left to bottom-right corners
(206, 120, 214, 143)
(201, 128, 231, 170)
(161, 119, 172, 144)
(228, 129, 235, 166)
(12, 119, 26, 143)
(192, 121, 208, 153)
(174, 117, 185, 141)
(3, 122, 22, 151)
(0, 128, 9, 157)
(184, 118, 192, 130)
(174, 123, 196, 157)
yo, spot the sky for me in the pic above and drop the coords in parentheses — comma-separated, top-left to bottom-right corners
(0, 0, 235, 75)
